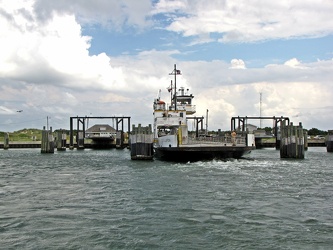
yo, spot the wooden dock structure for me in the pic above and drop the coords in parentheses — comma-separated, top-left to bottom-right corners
(116, 131, 125, 149)
(130, 124, 154, 160)
(280, 122, 304, 159)
(326, 130, 333, 152)
(69, 116, 130, 149)
(41, 126, 54, 153)
(3, 132, 9, 149)
(56, 130, 67, 151)
(231, 116, 290, 149)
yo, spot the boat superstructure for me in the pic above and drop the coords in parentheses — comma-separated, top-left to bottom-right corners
(153, 65, 255, 161)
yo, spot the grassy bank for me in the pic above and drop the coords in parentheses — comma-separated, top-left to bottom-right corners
(0, 129, 43, 142)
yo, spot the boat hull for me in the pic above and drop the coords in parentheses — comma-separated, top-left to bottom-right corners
(154, 145, 255, 162)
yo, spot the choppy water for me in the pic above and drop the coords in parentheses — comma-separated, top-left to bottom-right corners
(0, 147, 332, 249)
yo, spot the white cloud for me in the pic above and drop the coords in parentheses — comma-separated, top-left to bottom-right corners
(0, 2, 128, 92)
(0, 0, 332, 132)
(159, 0, 333, 43)
(230, 59, 246, 69)
(152, 0, 187, 14)
(283, 58, 307, 69)
(0, 106, 16, 115)
(33, 0, 152, 29)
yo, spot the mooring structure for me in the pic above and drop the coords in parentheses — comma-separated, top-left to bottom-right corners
(130, 124, 154, 160)
(280, 121, 304, 158)
(231, 116, 290, 148)
(69, 116, 131, 149)
(187, 116, 204, 137)
(41, 126, 54, 153)
(327, 130, 333, 153)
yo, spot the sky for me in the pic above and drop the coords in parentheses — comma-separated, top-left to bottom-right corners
(1, 0, 333, 132)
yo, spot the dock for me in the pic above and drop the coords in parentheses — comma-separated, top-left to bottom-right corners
(129, 124, 154, 160)
(255, 138, 326, 148)
(0, 142, 128, 149)
(0, 139, 326, 149)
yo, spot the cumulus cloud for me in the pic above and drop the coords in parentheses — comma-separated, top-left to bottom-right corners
(283, 58, 307, 69)
(0, 0, 332, 132)
(0, 2, 129, 92)
(230, 59, 246, 69)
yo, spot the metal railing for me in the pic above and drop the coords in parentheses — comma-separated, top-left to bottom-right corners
(187, 135, 246, 146)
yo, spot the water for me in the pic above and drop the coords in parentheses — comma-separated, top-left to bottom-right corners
(0, 147, 332, 249)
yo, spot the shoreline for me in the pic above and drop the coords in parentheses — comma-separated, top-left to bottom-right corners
(0, 141, 326, 149)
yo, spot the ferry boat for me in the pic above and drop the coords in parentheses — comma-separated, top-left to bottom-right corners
(153, 65, 256, 162)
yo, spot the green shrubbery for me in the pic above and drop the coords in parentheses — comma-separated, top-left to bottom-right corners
(0, 129, 43, 141)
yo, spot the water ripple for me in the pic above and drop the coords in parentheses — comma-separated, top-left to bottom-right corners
(0, 148, 332, 249)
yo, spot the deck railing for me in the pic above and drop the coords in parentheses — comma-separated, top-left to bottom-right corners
(187, 135, 246, 146)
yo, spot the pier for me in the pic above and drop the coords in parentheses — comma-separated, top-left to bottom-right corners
(0, 115, 328, 156)
(280, 122, 304, 159)
(130, 124, 154, 160)
(231, 116, 290, 149)
(69, 116, 131, 149)
(56, 129, 67, 151)
(41, 126, 54, 153)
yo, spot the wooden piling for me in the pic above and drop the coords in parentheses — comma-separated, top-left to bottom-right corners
(56, 130, 67, 151)
(280, 122, 304, 159)
(275, 132, 281, 150)
(130, 124, 154, 160)
(297, 124, 305, 157)
(116, 131, 125, 149)
(41, 126, 54, 153)
(304, 131, 308, 151)
(77, 131, 84, 149)
(326, 130, 333, 152)
(4, 132, 9, 149)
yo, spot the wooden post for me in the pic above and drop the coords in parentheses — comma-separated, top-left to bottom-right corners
(280, 120, 287, 157)
(297, 123, 305, 157)
(116, 131, 124, 149)
(275, 132, 281, 150)
(4, 132, 9, 149)
(69, 117, 74, 150)
(77, 131, 84, 149)
(56, 130, 67, 151)
(41, 126, 54, 153)
(327, 130, 333, 152)
(304, 131, 308, 151)
(280, 122, 304, 159)
(130, 124, 154, 160)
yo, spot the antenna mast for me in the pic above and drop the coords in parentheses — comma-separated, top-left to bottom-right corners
(170, 80, 173, 105)
(169, 64, 181, 110)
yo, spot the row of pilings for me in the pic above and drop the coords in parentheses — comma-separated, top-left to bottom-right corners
(129, 124, 154, 160)
(41, 127, 69, 153)
(280, 122, 304, 159)
(3, 128, 127, 152)
(3, 124, 331, 156)
(41, 126, 55, 153)
(40, 128, 127, 153)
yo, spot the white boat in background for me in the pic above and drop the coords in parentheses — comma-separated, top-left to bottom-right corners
(153, 65, 256, 162)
